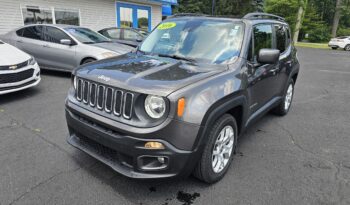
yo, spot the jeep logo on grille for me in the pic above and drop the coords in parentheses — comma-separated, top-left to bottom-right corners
(9, 65, 17, 70)
(98, 75, 110, 82)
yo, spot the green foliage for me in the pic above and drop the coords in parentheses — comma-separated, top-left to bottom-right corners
(337, 27, 350, 36)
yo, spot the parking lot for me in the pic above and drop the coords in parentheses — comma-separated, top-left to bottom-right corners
(0, 47, 349, 205)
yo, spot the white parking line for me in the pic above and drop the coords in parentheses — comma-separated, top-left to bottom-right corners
(320, 70, 350, 74)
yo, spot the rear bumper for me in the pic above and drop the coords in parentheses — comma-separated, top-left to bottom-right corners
(65, 107, 199, 179)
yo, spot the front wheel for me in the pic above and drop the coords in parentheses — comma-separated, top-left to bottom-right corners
(273, 79, 294, 116)
(193, 114, 237, 184)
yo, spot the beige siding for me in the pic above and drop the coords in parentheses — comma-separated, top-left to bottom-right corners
(0, 0, 163, 34)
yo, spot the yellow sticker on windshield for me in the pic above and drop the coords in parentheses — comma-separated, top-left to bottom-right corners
(158, 22, 177, 30)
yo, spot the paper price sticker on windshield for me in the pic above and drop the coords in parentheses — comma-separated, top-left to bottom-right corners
(158, 22, 177, 30)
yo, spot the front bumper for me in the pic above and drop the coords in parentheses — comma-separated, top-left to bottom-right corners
(65, 103, 201, 179)
(0, 63, 41, 95)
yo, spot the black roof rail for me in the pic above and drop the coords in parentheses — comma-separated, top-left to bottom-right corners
(243, 12, 285, 21)
(167, 13, 208, 19)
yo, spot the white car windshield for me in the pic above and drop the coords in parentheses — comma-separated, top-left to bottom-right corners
(139, 19, 244, 64)
(65, 27, 111, 44)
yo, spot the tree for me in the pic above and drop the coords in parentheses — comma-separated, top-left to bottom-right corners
(293, 0, 308, 43)
(332, 0, 343, 37)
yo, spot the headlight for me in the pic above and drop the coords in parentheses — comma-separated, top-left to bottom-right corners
(145, 95, 166, 119)
(73, 76, 77, 89)
(101, 52, 118, 59)
(28, 57, 36, 65)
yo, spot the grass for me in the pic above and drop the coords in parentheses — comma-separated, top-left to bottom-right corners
(295, 42, 329, 49)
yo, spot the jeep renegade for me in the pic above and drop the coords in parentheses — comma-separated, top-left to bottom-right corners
(65, 13, 300, 183)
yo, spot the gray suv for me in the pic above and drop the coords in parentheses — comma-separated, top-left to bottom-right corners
(1, 25, 133, 72)
(65, 13, 300, 183)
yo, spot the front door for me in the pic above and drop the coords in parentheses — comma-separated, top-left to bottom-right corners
(247, 23, 280, 114)
(40, 26, 76, 71)
(117, 3, 151, 32)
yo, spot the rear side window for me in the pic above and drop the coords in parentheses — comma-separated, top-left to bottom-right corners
(275, 24, 287, 53)
(124, 29, 140, 40)
(16, 29, 24, 36)
(252, 24, 273, 62)
(22, 26, 43, 40)
(43, 26, 71, 44)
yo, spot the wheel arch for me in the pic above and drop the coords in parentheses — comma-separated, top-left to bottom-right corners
(80, 57, 96, 65)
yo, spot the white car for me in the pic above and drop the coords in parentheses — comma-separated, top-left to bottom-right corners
(328, 36, 350, 51)
(0, 40, 40, 95)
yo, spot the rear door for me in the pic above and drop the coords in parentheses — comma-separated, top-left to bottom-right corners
(247, 23, 280, 114)
(273, 24, 292, 96)
(16, 25, 46, 64)
(40, 26, 77, 70)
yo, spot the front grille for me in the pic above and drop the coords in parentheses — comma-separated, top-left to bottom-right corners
(0, 69, 34, 84)
(76, 78, 134, 120)
(0, 60, 28, 70)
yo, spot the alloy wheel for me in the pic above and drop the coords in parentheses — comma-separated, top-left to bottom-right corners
(284, 84, 293, 110)
(212, 125, 235, 173)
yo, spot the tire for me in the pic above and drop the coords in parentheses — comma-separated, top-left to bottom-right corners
(81, 58, 96, 65)
(272, 79, 295, 116)
(193, 114, 238, 184)
(331, 47, 337, 50)
(344, 45, 350, 51)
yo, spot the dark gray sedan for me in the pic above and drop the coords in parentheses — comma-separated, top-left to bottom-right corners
(1, 25, 133, 72)
(98, 27, 149, 48)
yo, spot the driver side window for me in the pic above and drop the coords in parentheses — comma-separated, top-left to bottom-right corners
(251, 24, 273, 63)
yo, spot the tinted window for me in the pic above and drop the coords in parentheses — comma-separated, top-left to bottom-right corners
(16, 28, 24, 36)
(43, 26, 70, 44)
(22, 26, 43, 40)
(253, 24, 273, 62)
(105, 29, 121, 39)
(124, 29, 140, 40)
(275, 24, 287, 53)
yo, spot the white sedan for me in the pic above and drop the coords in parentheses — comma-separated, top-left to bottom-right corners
(328, 36, 350, 51)
(0, 40, 40, 95)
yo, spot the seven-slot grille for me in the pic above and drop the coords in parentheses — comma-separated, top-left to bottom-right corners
(76, 78, 134, 120)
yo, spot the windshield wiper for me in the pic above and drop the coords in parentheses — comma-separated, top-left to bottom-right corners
(157, 54, 196, 63)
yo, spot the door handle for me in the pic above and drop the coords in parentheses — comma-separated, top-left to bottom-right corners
(43, 44, 50, 48)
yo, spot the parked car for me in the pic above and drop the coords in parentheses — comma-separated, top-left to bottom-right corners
(98, 27, 149, 47)
(65, 13, 300, 183)
(328, 36, 350, 51)
(0, 40, 40, 95)
(1, 25, 133, 72)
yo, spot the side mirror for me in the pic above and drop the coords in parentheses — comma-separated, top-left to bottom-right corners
(60, 39, 72, 46)
(257, 49, 280, 64)
(136, 37, 143, 42)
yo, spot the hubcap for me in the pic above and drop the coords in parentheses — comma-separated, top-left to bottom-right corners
(284, 84, 293, 110)
(212, 125, 234, 173)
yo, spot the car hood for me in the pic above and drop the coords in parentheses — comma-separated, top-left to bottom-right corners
(75, 53, 228, 96)
(92, 42, 134, 54)
(0, 42, 30, 65)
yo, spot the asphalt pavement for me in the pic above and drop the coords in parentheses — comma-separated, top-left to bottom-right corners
(0, 47, 349, 205)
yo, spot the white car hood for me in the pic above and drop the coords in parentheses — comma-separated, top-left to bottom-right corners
(0, 42, 30, 65)
(93, 42, 133, 54)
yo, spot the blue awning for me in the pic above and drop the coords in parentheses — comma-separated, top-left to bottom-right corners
(151, 0, 178, 5)
(162, 4, 172, 16)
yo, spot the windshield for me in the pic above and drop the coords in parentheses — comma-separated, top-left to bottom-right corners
(139, 19, 244, 64)
(65, 27, 111, 44)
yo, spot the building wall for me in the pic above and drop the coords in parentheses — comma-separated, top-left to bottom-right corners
(0, 0, 162, 34)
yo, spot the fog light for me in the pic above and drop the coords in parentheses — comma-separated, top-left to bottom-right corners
(144, 142, 164, 150)
(158, 157, 165, 164)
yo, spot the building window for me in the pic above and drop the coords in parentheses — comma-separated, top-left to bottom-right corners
(120, 7, 133, 28)
(117, 3, 152, 32)
(22, 6, 53, 25)
(21, 6, 80, 26)
(55, 9, 80, 26)
(137, 9, 149, 31)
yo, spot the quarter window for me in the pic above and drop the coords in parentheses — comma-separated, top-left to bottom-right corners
(43, 26, 71, 44)
(22, 26, 43, 40)
(275, 24, 287, 53)
(253, 24, 273, 62)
